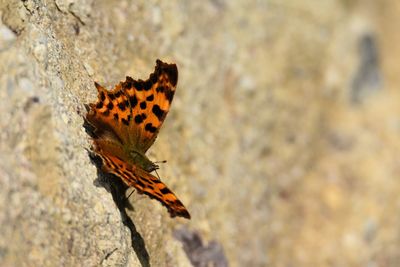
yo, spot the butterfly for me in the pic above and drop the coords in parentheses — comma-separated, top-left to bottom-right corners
(85, 59, 190, 219)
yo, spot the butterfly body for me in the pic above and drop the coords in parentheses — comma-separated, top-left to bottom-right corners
(128, 149, 158, 172)
(85, 60, 190, 219)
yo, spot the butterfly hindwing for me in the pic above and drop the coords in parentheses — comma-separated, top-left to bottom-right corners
(97, 150, 190, 219)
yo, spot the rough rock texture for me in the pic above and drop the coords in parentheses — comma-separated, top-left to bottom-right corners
(1, 0, 400, 266)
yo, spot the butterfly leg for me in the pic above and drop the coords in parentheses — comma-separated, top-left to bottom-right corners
(154, 169, 161, 181)
(127, 188, 136, 199)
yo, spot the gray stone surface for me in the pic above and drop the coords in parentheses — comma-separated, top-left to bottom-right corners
(1, 0, 400, 266)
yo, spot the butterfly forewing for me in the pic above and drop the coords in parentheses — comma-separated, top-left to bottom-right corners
(86, 82, 132, 148)
(121, 59, 178, 152)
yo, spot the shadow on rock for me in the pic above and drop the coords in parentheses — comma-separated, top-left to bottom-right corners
(174, 227, 229, 267)
(84, 119, 150, 267)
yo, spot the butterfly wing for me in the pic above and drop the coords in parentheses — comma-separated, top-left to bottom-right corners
(85, 80, 133, 162)
(123, 59, 178, 153)
(86, 59, 177, 155)
(96, 147, 191, 219)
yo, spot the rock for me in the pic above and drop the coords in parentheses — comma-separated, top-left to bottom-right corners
(1, 1, 400, 266)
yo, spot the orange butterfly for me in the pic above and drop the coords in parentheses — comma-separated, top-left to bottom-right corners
(85, 60, 190, 219)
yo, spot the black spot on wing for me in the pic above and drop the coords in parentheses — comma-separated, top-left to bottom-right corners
(135, 114, 144, 124)
(134, 80, 144, 91)
(165, 90, 174, 103)
(118, 102, 126, 111)
(144, 80, 152, 91)
(100, 91, 106, 101)
(146, 94, 154, 101)
(152, 105, 165, 120)
(124, 77, 134, 89)
(107, 102, 114, 110)
(140, 101, 147, 110)
(160, 187, 172, 195)
(129, 95, 138, 108)
(136, 178, 145, 188)
(145, 123, 157, 133)
(122, 118, 129, 126)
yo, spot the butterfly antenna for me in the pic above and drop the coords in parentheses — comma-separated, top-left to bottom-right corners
(154, 160, 167, 164)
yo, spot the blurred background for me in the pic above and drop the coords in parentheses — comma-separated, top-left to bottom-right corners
(1, 0, 400, 266)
